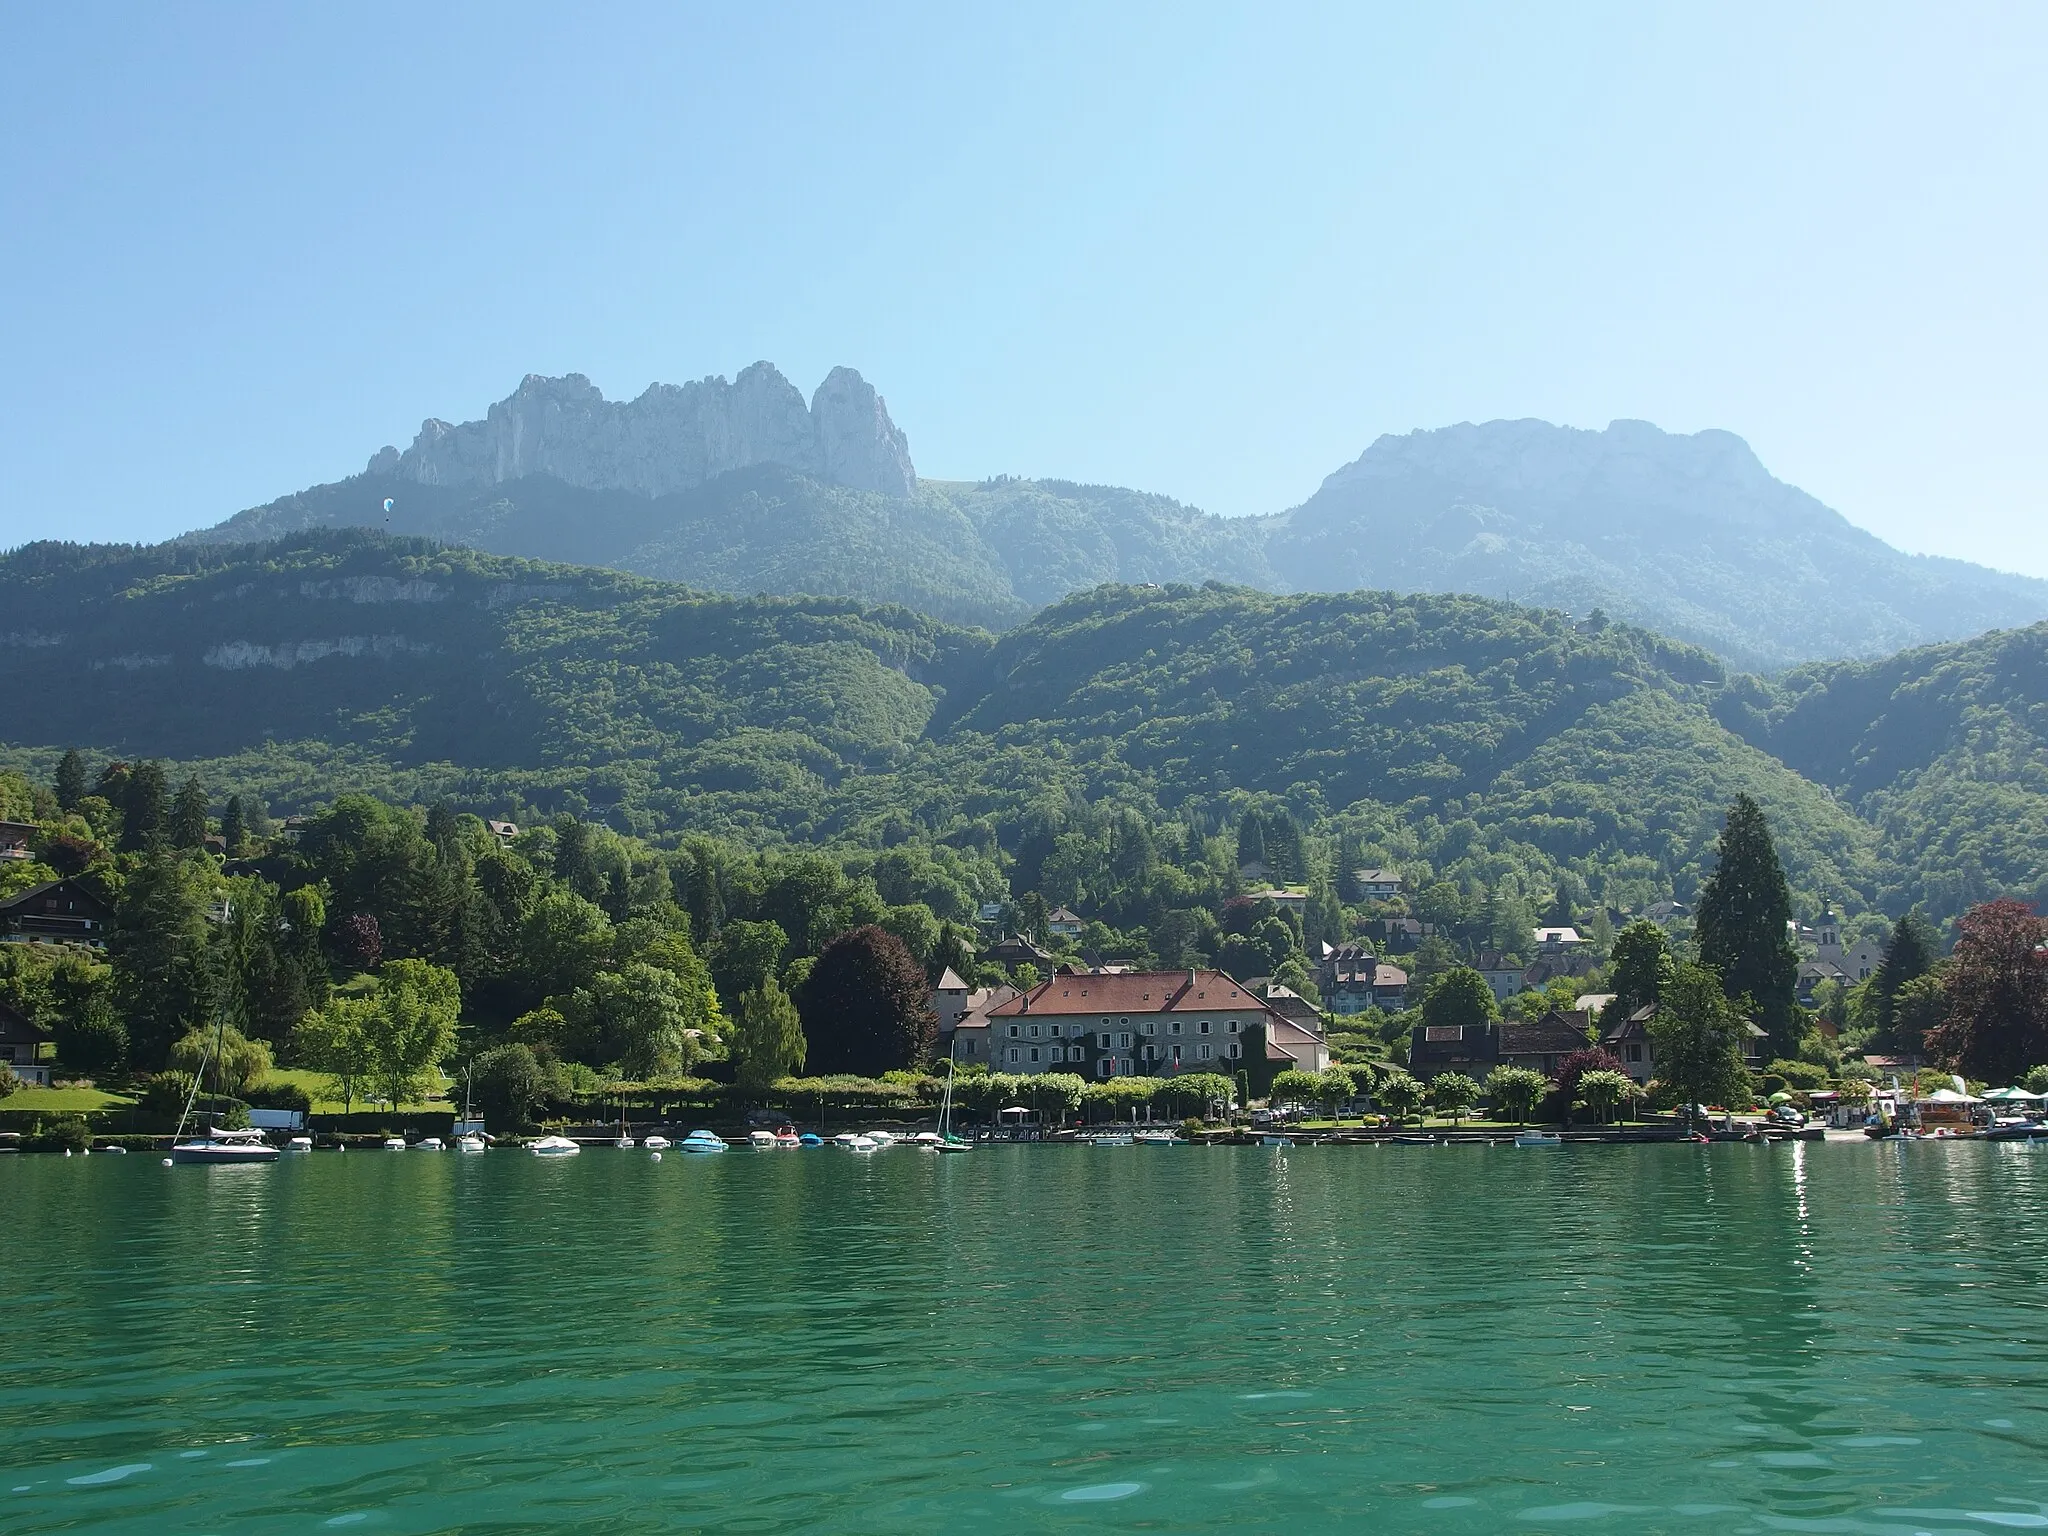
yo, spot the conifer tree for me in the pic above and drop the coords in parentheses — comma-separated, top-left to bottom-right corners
(1694, 794, 1800, 1057)
(1870, 910, 1936, 1044)
(54, 749, 87, 812)
(171, 777, 210, 849)
(120, 761, 169, 851)
(220, 795, 248, 857)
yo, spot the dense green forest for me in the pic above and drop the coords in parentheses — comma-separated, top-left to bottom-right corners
(2, 531, 2044, 931)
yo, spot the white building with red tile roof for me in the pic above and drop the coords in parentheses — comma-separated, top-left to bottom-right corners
(984, 969, 1283, 1076)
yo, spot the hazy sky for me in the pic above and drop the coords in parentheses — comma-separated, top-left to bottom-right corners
(5, 4, 2044, 573)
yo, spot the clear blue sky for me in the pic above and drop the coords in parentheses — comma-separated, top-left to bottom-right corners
(4, 3, 2044, 573)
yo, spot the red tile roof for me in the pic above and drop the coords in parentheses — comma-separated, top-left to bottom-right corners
(986, 969, 1273, 1018)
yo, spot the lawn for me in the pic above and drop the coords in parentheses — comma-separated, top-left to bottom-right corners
(262, 1068, 454, 1115)
(0, 1085, 136, 1112)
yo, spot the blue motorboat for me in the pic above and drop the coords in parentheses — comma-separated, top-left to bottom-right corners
(679, 1130, 729, 1154)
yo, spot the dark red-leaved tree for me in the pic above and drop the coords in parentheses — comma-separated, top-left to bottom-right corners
(333, 912, 383, 972)
(798, 924, 936, 1076)
(1555, 1047, 1627, 1126)
(1926, 899, 2048, 1083)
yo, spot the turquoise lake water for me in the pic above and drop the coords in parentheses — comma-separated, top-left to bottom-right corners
(4, 1140, 2047, 1534)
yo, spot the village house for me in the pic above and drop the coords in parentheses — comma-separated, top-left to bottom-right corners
(0, 878, 115, 948)
(938, 979, 1023, 1069)
(981, 933, 1057, 971)
(0, 1000, 52, 1086)
(984, 969, 1282, 1077)
(1046, 906, 1084, 940)
(1599, 1002, 1767, 1086)
(1368, 916, 1436, 954)
(486, 819, 520, 843)
(1475, 951, 1527, 1005)
(1500, 1010, 1593, 1077)
(1407, 1021, 1502, 1082)
(1248, 887, 1310, 913)
(1262, 1012, 1332, 1073)
(1351, 868, 1403, 902)
(1319, 942, 1378, 1015)
(0, 821, 36, 861)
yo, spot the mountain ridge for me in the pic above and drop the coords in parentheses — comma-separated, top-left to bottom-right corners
(192, 371, 2048, 670)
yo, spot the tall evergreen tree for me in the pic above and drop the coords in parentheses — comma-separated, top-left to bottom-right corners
(1235, 813, 1267, 873)
(171, 776, 210, 849)
(1870, 910, 1936, 1044)
(120, 761, 169, 851)
(219, 795, 249, 857)
(111, 847, 218, 1067)
(54, 749, 87, 812)
(1694, 794, 1801, 1057)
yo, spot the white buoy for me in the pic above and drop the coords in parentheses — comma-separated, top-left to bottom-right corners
(650, 1151, 662, 1162)
(162, 1158, 174, 1167)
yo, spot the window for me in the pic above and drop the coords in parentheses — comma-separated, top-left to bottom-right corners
(1007, 1048, 1020, 1064)
(1118, 1032, 1132, 1048)
(1143, 1020, 1155, 1036)
(1099, 1059, 1114, 1077)
(1008, 1025, 1020, 1038)
(1027, 1023, 1040, 1039)
(1228, 1042, 1240, 1059)
(1198, 1044, 1211, 1061)
(1627, 1044, 1643, 1063)
(1199, 1021, 1211, 1034)
(1228, 1020, 1240, 1033)
(1029, 1047, 1040, 1063)
(1171, 1044, 1182, 1064)
(1142, 1044, 1155, 1061)
(1170, 1021, 1182, 1035)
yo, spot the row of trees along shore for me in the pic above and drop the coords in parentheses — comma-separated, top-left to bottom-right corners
(3, 750, 2046, 1128)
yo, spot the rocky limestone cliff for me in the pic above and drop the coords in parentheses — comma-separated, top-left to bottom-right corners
(370, 362, 917, 498)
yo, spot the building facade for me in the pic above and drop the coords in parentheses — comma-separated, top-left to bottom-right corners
(984, 969, 1280, 1077)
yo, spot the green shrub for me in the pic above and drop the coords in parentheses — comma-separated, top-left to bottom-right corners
(27, 1115, 92, 1154)
(244, 1079, 312, 1113)
(1766, 1059, 1829, 1091)
(141, 1071, 197, 1118)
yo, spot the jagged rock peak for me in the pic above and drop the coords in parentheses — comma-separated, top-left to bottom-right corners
(373, 363, 916, 498)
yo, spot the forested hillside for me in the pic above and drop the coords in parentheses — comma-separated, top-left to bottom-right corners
(196, 468, 1268, 633)
(3, 532, 2044, 923)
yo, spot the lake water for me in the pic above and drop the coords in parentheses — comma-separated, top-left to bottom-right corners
(4, 1140, 2047, 1534)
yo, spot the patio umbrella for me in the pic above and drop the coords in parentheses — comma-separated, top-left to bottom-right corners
(1768, 1091, 1795, 1104)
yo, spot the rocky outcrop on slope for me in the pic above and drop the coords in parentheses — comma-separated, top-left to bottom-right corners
(372, 362, 916, 498)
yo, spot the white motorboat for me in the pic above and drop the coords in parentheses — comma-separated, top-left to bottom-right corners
(748, 1130, 778, 1149)
(865, 1129, 897, 1148)
(456, 1134, 487, 1152)
(680, 1130, 729, 1154)
(1515, 1132, 1563, 1148)
(530, 1135, 582, 1157)
(910, 1130, 942, 1147)
(416, 1137, 445, 1151)
(170, 1126, 279, 1165)
(1090, 1131, 1134, 1147)
(1261, 1134, 1294, 1148)
(774, 1129, 801, 1149)
(1134, 1130, 1180, 1145)
(835, 1132, 878, 1152)
(642, 1135, 671, 1151)
(615, 1135, 636, 1150)
(286, 1136, 313, 1152)
(100, 1143, 129, 1154)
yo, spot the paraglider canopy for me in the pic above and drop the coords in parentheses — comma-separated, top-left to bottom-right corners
(382, 497, 395, 515)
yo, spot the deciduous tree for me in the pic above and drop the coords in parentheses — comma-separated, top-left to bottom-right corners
(1647, 961, 1752, 1125)
(1926, 899, 2048, 1084)
(798, 925, 936, 1076)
